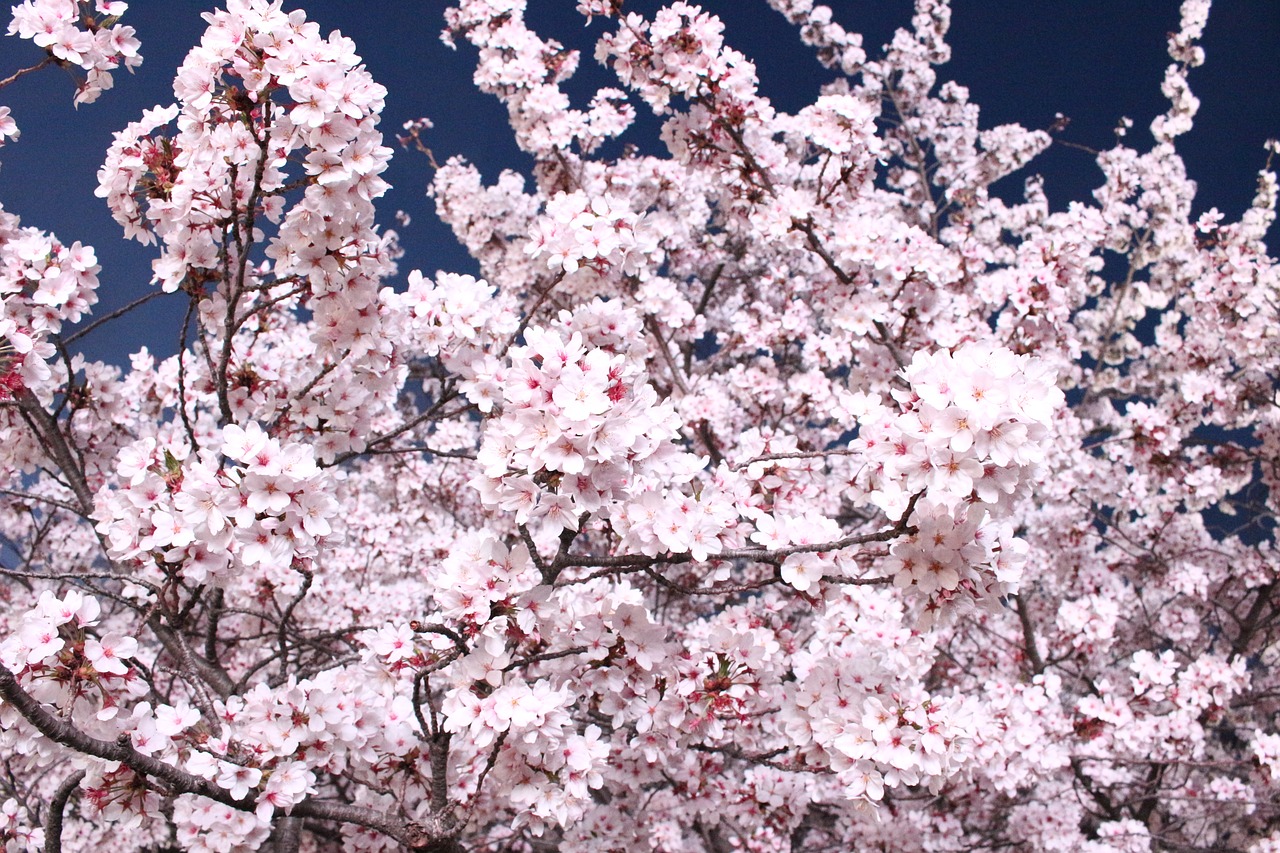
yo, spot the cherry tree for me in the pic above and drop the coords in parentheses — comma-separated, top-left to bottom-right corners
(0, 0, 1277, 850)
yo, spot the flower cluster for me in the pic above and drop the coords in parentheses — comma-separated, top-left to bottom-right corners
(795, 94, 882, 162)
(431, 584, 664, 833)
(90, 0, 406, 463)
(886, 502, 1028, 620)
(967, 673, 1073, 796)
(97, 0, 391, 295)
(596, 2, 734, 111)
(430, 531, 540, 626)
(611, 469, 742, 563)
(0, 798, 43, 851)
(206, 667, 409, 794)
(524, 191, 657, 277)
(781, 587, 975, 801)
(393, 269, 518, 412)
(1150, 0, 1208, 142)
(7, 0, 141, 105)
(443, 1, 635, 155)
(171, 796, 271, 853)
(0, 591, 144, 739)
(749, 508, 846, 592)
(0, 106, 17, 146)
(1254, 730, 1280, 783)
(443, 671, 608, 833)
(844, 343, 1060, 611)
(473, 301, 692, 537)
(94, 422, 338, 586)
(0, 213, 100, 400)
(873, 342, 1062, 513)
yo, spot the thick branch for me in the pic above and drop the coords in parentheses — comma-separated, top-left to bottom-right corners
(0, 663, 237, 802)
(44, 769, 85, 853)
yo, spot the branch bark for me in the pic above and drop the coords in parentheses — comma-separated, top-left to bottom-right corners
(43, 769, 85, 853)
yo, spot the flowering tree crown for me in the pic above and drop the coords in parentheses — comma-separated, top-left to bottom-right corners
(0, 0, 1279, 851)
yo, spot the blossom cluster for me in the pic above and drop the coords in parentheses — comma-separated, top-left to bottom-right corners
(777, 587, 978, 801)
(0, 590, 146, 768)
(843, 343, 1061, 610)
(443, 0, 636, 155)
(524, 191, 658, 277)
(171, 796, 271, 853)
(0, 212, 100, 400)
(96, 0, 392, 297)
(429, 531, 540, 626)
(201, 667, 406, 801)
(7, 0, 141, 105)
(610, 468, 743, 563)
(966, 673, 1073, 796)
(392, 269, 517, 411)
(93, 0, 407, 464)
(443, 678, 609, 832)
(472, 300, 693, 537)
(0, 106, 17, 146)
(0, 587, 432, 850)
(434, 583, 667, 832)
(870, 343, 1062, 513)
(596, 2, 739, 112)
(93, 422, 338, 586)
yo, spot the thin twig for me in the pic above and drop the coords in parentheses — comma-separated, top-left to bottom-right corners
(0, 57, 53, 91)
(63, 290, 168, 344)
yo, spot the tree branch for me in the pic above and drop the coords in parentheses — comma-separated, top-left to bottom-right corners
(43, 769, 85, 853)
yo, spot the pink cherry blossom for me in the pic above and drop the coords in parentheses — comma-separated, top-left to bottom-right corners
(0, 0, 1277, 850)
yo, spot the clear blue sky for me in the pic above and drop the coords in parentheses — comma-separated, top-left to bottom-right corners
(0, 1, 1276, 366)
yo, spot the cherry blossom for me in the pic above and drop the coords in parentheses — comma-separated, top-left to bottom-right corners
(0, 0, 1278, 850)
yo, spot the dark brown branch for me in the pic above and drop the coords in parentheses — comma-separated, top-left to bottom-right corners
(216, 113, 273, 425)
(1232, 582, 1275, 659)
(412, 623, 469, 657)
(43, 769, 85, 853)
(330, 387, 462, 466)
(0, 663, 238, 802)
(502, 646, 589, 673)
(268, 817, 302, 853)
(503, 271, 566, 358)
(555, 492, 919, 575)
(428, 728, 452, 816)
(146, 613, 234, 700)
(177, 294, 200, 451)
(0, 488, 84, 516)
(470, 731, 507, 808)
(205, 587, 225, 663)
(820, 574, 895, 586)
(520, 524, 551, 583)
(641, 565, 779, 597)
(645, 315, 690, 396)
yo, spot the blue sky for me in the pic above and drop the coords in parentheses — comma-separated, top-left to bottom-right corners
(0, 0, 1276, 366)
